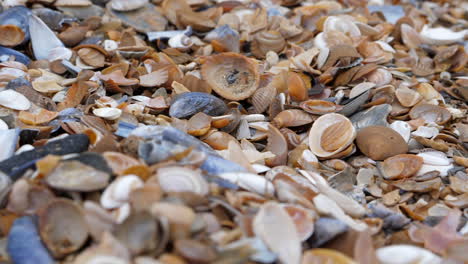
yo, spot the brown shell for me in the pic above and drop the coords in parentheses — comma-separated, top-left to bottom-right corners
(77, 47, 106, 68)
(381, 154, 423, 180)
(201, 52, 260, 100)
(409, 104, 451, 125)
(38, 199, 89, 258)
(356, 126, 408, 161)
(58, 25, 88, 47)
(300, 100, 343, 115)
(0, 25, 25, 47)
(288, 72, 311, 102)
(272, 109, 314, 128)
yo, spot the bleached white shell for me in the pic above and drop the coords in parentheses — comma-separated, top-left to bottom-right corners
(420, 26, 468, 45)
(29, 15, 65, 61)
(376, 245, 442, 264)
(0, 119, 8, 130)
(416, 164, 453, 177)
(110, 0, 148, 11)
(168, 34, 193, 50)
(308, 113, 356, 158)
(100, 175, 143, 209)
(0, 89, 31, 110)
(412, 126, 439, 138)
(349, 82, 375, 99)
(103, 40, 119, 52)
(157, 167, 209, 196)
(93, 108, 122, 121)
(48, 47, 72, 61)
(390, 121, 411, 142)
(417, 151, 450, 166)
(323, 16, 361, 37)
(218, 172, 275, 197)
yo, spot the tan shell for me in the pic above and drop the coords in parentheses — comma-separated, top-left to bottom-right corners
(38, 199, 89, 258)
(395, 86, 422, 107)
(302, 249, 357, 264)
(32, 80, 64, 94)
(157, 167, 209, 196)
(300, 100, 343, 115)
(77, 47, 106, 68)
(0, 25, 25, 47)
(251, 30, 286, 59)
(272, 109, 314, 128)
(201, 52, 259, 100)
(381, 154, 424, 180)
(309, 113, 356, 158)
(356, 126, 408, 161)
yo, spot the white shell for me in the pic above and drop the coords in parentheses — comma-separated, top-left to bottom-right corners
(390, 121, 411, 142)
(323, 16, 361, 37)
(417, 151, 450, 166)
(218, 172, 275, 197)
(103, 40, 119, 52)
(48, 47, 72, 61)
(376, 245, 442, 264)
(168, 34, 193, 50)
(157, 167, 209, 196)
(0, 89, 31, 110)
(308, 113, 356, 158)
(412, 126, 439, 138)
(110, 0, 148, 11)
(420, 25, 468, 45)
(0, 119, 8, 130)
(416, 164, 453, 177)
(100, 175, 143, 209)
(349, 82, 375, 99)
(29, 15, 65, 61)
(93, 108, 122, 121)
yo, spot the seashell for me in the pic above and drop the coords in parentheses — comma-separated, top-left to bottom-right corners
(409, 104, 451, 125)
(287, 72, 310, 102)
(219, 172, 275, 196)
(0, 6, 31, 43)
(265, 124, 288, 167)
(46, 160, 111, 191)
(349, 82, 375, 99)
(356, 126, 408, 161)
(174, 239, 217, 263)
(390, 121, 411, 142)
(32, 80, 64, 94)
(77, 47, 106, 68)
(417, 151, 450, 166)
(54, 0, 92, 6)
(376, 245, 441, 264)
(0, 119, 7, 130)
(308, 217, 348, 248)
(323, 16, 360, 37)
(169, 92, 227, 119)
(251, 85, 276, 114)
(420, 26, 468, 46)
(38, 199, 89, 258)
(253, 202, 301, 264)
(0, 25, 25, 47)
(0, 46, 31, 65)
(251, 30, 285, 59)
(322, 44, 361, 70)
(309, 113, 356, 158)
(168, 34, 193, 50)
(157, 166, 209, 196)
(302, 249, 357, 264)
(7, 216, 54, 264)
(412, 126, 439, 138)
(365, 68, 392, 87)
(0, 89, 31, 110)
(395, 86, 422, 107)
(187, 112, 212, 137)
(19, 108, 58, 126)
(380, 154, 423, 180)
(282, 204, 315, 242)
(416, 83, 442, 101)
(400, 24, 422, 49)
(93, 107, 122, 121)
(101, 175, 144, 209)
(114, 212, 159, 255)
(29, 14, 65, 61)
(350, 104, 391, 130)
(110, 0, 148, 11)
(201, 52, 259, 100)
(300, 100, 343, 115)
(139, 69, 168, 88)
(272, 109, 314, 128)
(204, 25, 240, 53)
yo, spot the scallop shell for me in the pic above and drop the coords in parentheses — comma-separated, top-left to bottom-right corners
(93, 107, 122, 121)
(0, 89, 31, 110)
(309, 113, 356, 158)
(251, 84, 276, 114)
(101, 175, 144, 209)
(0, 25, 25, 47)
(201, 52, 259, 100)
(157, 166, 209, 196)
(38, 199, 89, 258)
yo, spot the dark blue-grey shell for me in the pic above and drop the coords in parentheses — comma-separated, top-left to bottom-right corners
(169, 92, 228, 119)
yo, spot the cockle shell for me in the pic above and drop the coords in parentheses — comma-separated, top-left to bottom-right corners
(157, 166, 209, 196)
(0, 89, 31, 110)
(101, 175, 144, 209)
(309, 113, 356, 158)
(201, 52, 259, 100)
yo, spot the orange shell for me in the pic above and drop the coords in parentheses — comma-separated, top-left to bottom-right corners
(201, 52, 259, 100)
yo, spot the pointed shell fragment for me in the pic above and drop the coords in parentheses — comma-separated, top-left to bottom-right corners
(309, 113, 356, 158)
(201, 52, 259, 100)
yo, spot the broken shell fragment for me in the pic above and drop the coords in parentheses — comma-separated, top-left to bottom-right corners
(302, 248, 357, 264)
(0, 89, 31, 110)
(93, 107, 122, 121)
(409, 104, 451, 125)
(356, 126, 408, 161)
(381, 154, 423, 180)
(201, 52, 259, 100)
(101, 175, 144, 209)
(46, 160, 111, 191)
(309, 113, 356, 158)
(38, 199, 89, 258)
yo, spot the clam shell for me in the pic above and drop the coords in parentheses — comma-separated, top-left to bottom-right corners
(0, 25, 25, 47)
(309, 113, 356, 158)
(323, 16, 360, 37)
(282, 204, 315, 242)
(390, 121, 411, 143)
(381, 154, 423, 180)
(417, 151, 450, 166)
(356, 126, 408, 161)
(38, 199, 89, 258)
(101, 175, 144, 209)
(0, 89, 31, 110)
(272, 109, 314, 128)
(93, 107, 122, 120)
(302, 249, 357, 264)
(77, 47, 106, 68)
(409, 104, 451, 125)
(299, 100, 343, 115)
(46, 160, 110, 191)
(169, 92, 227, 119)
(29, 14, 65, 61)
(32, 80, 64, 94)
(114, 212, 158, 255)
(420, 26, 468, 45)
(201, 52, 259, 100)
(349, 82, 375, 99)
(157, 166, 209, 196)
(395, 86, 422, 107)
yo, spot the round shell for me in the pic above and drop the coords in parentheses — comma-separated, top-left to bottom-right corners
(309, 113, 356, 158)
(0, 25, 25, 47)
(356, 126, 408, 161)
(201, 52, 259, 100)
(381, 154, 423, 180)
(0, 89, 31, 111)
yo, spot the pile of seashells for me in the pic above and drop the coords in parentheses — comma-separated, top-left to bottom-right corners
(0, 0, 466, 263)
